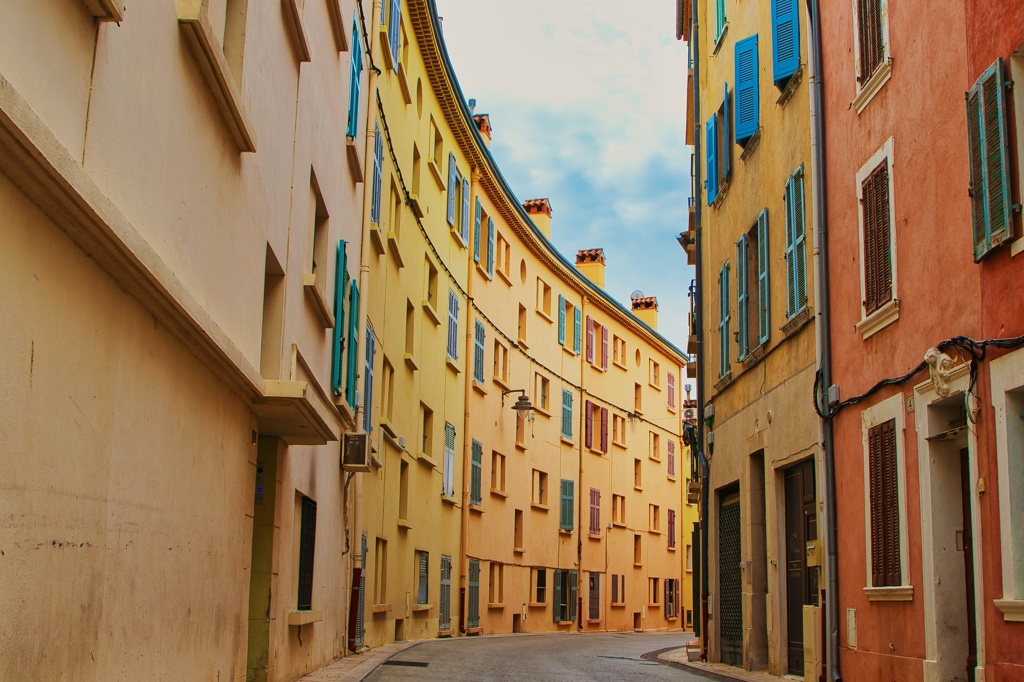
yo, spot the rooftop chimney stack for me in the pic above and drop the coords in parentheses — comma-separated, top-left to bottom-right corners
(523, 198, 552, 238)
(631, 296, 659, 330)
(575, 249, 606, 289)
(473, 114, 492, 147)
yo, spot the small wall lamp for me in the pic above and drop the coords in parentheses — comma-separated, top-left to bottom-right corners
(502, 389, 535, 420)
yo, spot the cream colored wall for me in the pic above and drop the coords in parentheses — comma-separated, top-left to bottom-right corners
(1, 1, 367, 680)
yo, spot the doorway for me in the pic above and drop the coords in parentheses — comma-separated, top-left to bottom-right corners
(784, 459, 817, 675)
(718, 489, 742, 667)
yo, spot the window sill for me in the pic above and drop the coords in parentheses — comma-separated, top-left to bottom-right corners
(437, 629, 455, 638)
(739, 129, 762, 163)
(994, 599, 1024, 622)
(387, 231, 405, 268)
(559, 528, 573, 536)
(469, 503, 484, 513)
(347, 138, 365, 184)
(588, 532, 602, 540)
(712, 23, 729, 56)
(647, 603, 661, 609)
(634, 486, 644, 493)
(397, 62, 413, 105)
(492, 374, 511, 392)
(611, 602, 627, 608)
(613, 360, 627, 371)
(451, 228, 467, 250)
(563, 345, 579, 358)
(428, 160, 445, 190)
(379, 26, 396, 71)
(441, 494, 458, 506)
(853, 57, 892, 115)
(397, 518, 412, 530)
(422, 300, 441, 326)
(288, 610, 323, 626)
(776, 66, 803, 108)
(412, 603, 432, 613)
(782, 306, 812, 338)
(536, 309, 553, 323)
(740, 343, 767, 371)
(417, 452, 437, 468)
(587, 619, 602, 625)
(531, 503, 550, 512)
(864, 585, 913, 602)
(408, 193, 424, 219)
(649, 382, 662, 392)
(82, 0, 124, 21)
(649, 529, 662, 535)
(513, 546, 524, 554)
(517, 337, 529, 350)
(668, 545, 677, 552)
(404, 353, 420, 372)
(561, 436, 575, 446)
(496, 268, 513, 287)
(488, 603, 505, 610)
(490, 488, 508, 499)
(533, 405, 552, 419)
(856, 299, 899, 340)
(368, 222, 384, 254)
(446, 356, 461, 374)
(649, 455, 661, 463)
(527, 602, 546, 608)
(713, 373, 733, 392)
(612, 522, 626, 529)
(612, 440, 627, 450)
(282, 0, 311, 63)
(555, 620, 573, 626)
(472, 380, 488, 396)
(302, 276, 335, 328)
(372, 603, 393, 614)
(515, 439, 527, 452)
(1011, 236, 1024, 258)
(475, 262, 493, 281)
(466, 627, 483, 635)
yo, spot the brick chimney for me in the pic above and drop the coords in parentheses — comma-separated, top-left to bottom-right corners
(473, 114, 492, 147)
(523, 198, 552, 238)
(575, 249, 606, 289)
(631, 296, 658, 330)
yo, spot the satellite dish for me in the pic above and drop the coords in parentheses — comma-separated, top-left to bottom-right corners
(630, 290, 644, 301)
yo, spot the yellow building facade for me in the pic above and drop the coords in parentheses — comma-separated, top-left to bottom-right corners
(686, 0, 823, 677)
(354, 0, 695, 647)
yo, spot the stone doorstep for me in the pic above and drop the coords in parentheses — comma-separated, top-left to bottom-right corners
(296, 641, 419, 682)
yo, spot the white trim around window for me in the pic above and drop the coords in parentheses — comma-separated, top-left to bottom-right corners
(851, 0, 892, 113)
(991, 347, 1024, 622)
(855, 136, 898, 340)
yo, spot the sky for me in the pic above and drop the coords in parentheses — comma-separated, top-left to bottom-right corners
(433, 0, 696, 362)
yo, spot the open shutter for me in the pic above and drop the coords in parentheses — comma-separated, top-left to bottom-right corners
(569, 571, 578, 623)
(668, 509, 676, 548)
(718, 262, 730, 377)
(363, 324, 375, 432)
(447, 153, 457, 226)
(600, 408, 609, 453)
(332, 241, 348, 395)
(447, 290, 459, 360)
(705, 116, 718, 204)
(757, 210, 770, 344)
(473, 198, 482, 263)
(792, 167, 808, 311)
(557, 295, 566, 345)
(470, 440, 482, 505)
(589, 488, 600, 535)
(735, 35, 760, 143)
(561, 390, 573, 439)
(667, 440, 676, 477)
(861, 162, 891, 315)
(560, 480, 574, 531)
(586, 316, 595, 363)
(553, 570, 563, 622)
(601, 327, 609, 369)
(573, 308, 582, 355)
(736, 235, 749, 360)
(345, 281, 360, 406)
(967, 59, 1013, 260)
(370, 122, 384, 225)
(461, 177, 471, 242)
(388, 0, 401, 71)
(486, 217, 495, 275)
(443, 423, 456, 497)
(584, 401, 594, 449)
(346, 14, 362, 138)
(722, 82, 730, 183)
(473, 320, 485, 383)
(771, 0, 800, 85)
(667, 372, 676, 409)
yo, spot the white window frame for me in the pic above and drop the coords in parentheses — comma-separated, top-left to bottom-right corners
(855, 137, 899, 340)
(851, 0, 892, 113)
(860, 392, 912, 601)
(991, 347, 1024, 622)
(1009, 47, 1024, 258)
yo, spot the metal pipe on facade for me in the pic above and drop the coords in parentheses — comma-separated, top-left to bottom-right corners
(805, 0, 840, 678)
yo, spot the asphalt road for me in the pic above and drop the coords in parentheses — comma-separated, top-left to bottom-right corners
(363, 632, 733, 682)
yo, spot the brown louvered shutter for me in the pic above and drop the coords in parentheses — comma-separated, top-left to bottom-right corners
(857, 0, 884, 81)
(600, 408, 609, 453)
(966, 88, 988, 253)
(585, 401, 594, 449)
(869, 418, 900, 586)
(862, 161, 892, 315)
(589, 487, 600, 534)
(611, 574, 618, 604)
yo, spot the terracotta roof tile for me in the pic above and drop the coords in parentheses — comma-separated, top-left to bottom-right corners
(523, 198, 552, 216)
(631, 296, 659, 311)
(575, 249, 605, 265)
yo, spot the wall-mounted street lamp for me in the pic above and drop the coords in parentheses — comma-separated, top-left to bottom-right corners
(501, 389, 535, 420)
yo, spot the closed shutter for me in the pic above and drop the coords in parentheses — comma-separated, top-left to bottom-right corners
(346, 14, 362, 138)
(486, 217, 495, 275)
(665, 579, 672, 616)
(443, 422, 456, 497)
(736, 235, 749, 359)
(785, 167, 808, 317)
(771, 0, 800, 85)
(345, 282, 360, 407)
(966, 59, 1012, 261)
(611, 574, 619, 604)
(468, 559, 480, 628)
(388, 0, 401, 70)
(569, 571, 578, 623)
(706, 115, 718, 204)
(589, 573, 600, 621)
(332, 241, 348, 396)
(585, 400, 594, 449)
(586, 316, 595, 363)
(868, 419, 901, 586)
(719, 261, 730, 378)
(470, 440, 482, 505)
(735, 35, 759, 143)
(553, 570, 564, 622)
(757, 209, 771, 345)
(557, 295, 566, 345)
(447, 153, 457, 226)
(473, 198, 482, 263)
(447, 290, 459, 359)
(601, 327, 609, 369)
(667, 372, 676, 409)
(573, 308, 582, 354)
(439, 555, 452, 631)
(560, 480, 574, 531)
(461, 177, 471, 243)
(861, 161, 892, 315)
(668, 509, 676, 549)
(473, 320, 485, 383)
(371, 122, 383, 224)
(355, 533, 367, 647)
(857, 0, 884, 81)
(417, 551, 429, 604)
(363, 324, 376, 433)
(589, 488, 600, 535)
(667, 440, 676, 477)
(600, 408, 609, 453)
(297, 497, 317, 610)
(561, 390, 573, 439)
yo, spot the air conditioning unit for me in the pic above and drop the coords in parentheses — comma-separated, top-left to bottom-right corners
(683, 407, 696, 421)
(342, 432, 372, 472)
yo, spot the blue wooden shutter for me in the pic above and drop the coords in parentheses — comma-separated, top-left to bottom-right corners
(573, 308, 582, 355)
(388, 0, 401, 71)
(722, 83, 730, 182)
(718, 261, 730, 378)
(736, 235, 749, 360)
(705, 116, 718, 204)
(967, 59, 1013, 260)
(486, 217, 495, 275)
(447, 289, 459, 360)
(560, 479, 574, 530)
(371, 121, 383, 224)
(461, 177, 471, 243)
(757, 209, 771, 345)
(345, 281, 360, 406)
(363, 323, 375, 432)
(771, 0, 800, 86)
(447, 153, 457, 226)
(473, 320, 485, 383)
(557, 295, 566, 345)
(561, 389, 573, 439)
(553, 570, 563, 622)
(470, 440, 482, 505)
(331, 241, 348, 395)
(473, 198, 482, 263)
(346, 14, 362, 138)
(735, 35, 760, 143)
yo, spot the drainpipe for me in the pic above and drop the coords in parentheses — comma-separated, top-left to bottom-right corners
(805, 0, 840, 678)
(687, 0, 711, 662)
(577, 294, 588, 631)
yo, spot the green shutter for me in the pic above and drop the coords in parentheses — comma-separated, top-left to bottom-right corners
(468, 559, 480, 628)
(332, 241, 348, 396)
(557, 295, 566, 345)
(560, 479, 574, 531)
(967, 59, 1013, 261)
(573, 308, 582, 354)
(561, 390, 573, 439)
(346, 13, 362, 138)
(345, 281, 360, 406)
(447, 153, 457, 226)
(553, 570, 564, 622)
(473, 198, 482, 263)
(473, 320, 485, 383)
(784, 168, 806, 317)
(569, 570, 578, 623)
(471, 440, 482, 505)
(736, 235, 749, 360)
(719, 261, 730, 378)
(486, 217, 495, 275)
(757, 210, 770, 345)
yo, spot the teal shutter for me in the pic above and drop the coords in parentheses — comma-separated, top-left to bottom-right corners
(363, 323, 375, 432)
(557, 295, 566, 345)
(705, 116, 718, 204)
(447, 290, 459, 360)
(735, 35, 759, 143)
(461, 177, 471, 243)
(736, 235, 749, 360)
(331, 241, 348, 395)
(715, 0, 725, 39)
(345, 281, 360, 406)
(722, 83, 730, 182)
(470, 440, 482, 505)
(784, 166, 807, 317)
(560, 479, 574, 530)
(573, 308, 582, 354)
(553, 570, 564, 622)
(447, 153, 457, 226)
(473, 320, 485, 383)
(371, 121, 383, 224)
(561, 389, 573, 439)
(718, 261, 730, 378)
(468, 560, 480, 628)
(346, 13, 362, 138)
(569, 571, 578, 622)
(757, 209, 771, 345)
(771, 0, 800, 86)
(967, 59, 1013, 261)
(473, 198, 482, 263)
(486, 217, 495, 275)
